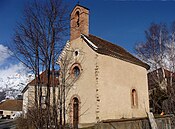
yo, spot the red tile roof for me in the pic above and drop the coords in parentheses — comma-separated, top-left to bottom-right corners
(0, 100, 22, 111)
(148, 68, 175, 89)
(27, 70, 59, 86)
(22, 70, 59, 93)
(82, 34, 150, 70)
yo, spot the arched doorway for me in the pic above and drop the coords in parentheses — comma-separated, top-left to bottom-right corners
(73, 97, 79, 129)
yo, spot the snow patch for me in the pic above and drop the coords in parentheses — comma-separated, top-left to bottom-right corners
(81, 34, 98, 50)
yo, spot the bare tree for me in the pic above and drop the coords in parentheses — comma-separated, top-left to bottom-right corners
(162, 22, 175, 115)
(12, 0, 69, 128)
(135, 23, 168, 70)
(135, 22, 175, 115)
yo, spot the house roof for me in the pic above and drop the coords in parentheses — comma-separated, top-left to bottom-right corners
(22, 70, 59, 93)
(28, 70, 59, 86)
(148, 68, 175, 90)
(81, 34, 150, 70)
(148, 68, 175, 79)
(0, 100, 22, 111)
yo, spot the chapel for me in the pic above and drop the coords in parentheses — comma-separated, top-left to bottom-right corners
(58, 4, 150, 128)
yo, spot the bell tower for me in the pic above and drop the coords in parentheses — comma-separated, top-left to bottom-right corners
(70, 5, 89, 41)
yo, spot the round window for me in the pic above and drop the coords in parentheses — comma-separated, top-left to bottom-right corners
(75, 51, 79, 56)
(70, 63, 82, 79)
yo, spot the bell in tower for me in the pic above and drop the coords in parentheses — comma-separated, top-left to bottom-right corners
(70, 5, 89, 41)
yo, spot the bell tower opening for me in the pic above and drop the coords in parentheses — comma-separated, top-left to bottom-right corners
(70, 5, 89, 41)
(75, 11, 80, 27)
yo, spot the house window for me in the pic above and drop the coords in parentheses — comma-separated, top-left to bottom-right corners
(41, 96, 46, 104)
(41, 96, 46, 109)
(0, 111, 3, 115)
(131, 89, 138, 108)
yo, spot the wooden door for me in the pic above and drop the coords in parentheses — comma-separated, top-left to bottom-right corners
(73, 98, 79, 129)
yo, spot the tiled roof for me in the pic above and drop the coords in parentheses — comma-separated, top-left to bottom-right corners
(0, 100, 22, 111)
(82, 34, 150, 70)
(22, 70, 59, 93)
(148, 68, 175, 90)
(27, 70, 59, 86)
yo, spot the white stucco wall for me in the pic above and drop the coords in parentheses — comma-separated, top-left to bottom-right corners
(22, 85, 59, 116)
(65, 37, 97, 125)
(22, 87, 29, 116)
(97, 54, 149, 120)
(65, 36, 149, 126)
(0, 110, 22, 118)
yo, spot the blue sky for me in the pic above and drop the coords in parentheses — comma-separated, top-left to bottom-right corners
(1, 0, 175, 71)
(86, 1, 175, 52)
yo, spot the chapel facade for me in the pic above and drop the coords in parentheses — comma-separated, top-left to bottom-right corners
(58, 4, 150, 128)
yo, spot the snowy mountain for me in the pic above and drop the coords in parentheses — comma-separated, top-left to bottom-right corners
(0, 63, 33, 101)
(0, 44, 34, 101)
(0, 73, 33, 99)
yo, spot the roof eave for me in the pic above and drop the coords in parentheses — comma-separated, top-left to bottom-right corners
(21, 85, 29, 93)
(81, 34, 150, 70)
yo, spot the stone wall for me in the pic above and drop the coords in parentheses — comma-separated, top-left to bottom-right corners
(81, 116, 172, 129)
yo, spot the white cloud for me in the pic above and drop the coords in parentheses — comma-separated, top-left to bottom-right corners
(0, 44, 11, 64)
(0, 63, 27, 77)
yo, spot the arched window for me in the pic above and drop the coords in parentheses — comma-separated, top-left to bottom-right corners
(131, 89, 138, 108)
(75, 11, 80, 27)
(70, 63, 82, 79)
(73, 97, 79, 129)
(73, 66, 80, 77)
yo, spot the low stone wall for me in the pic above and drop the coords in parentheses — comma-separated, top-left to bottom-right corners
(81, 115, 172, 129)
